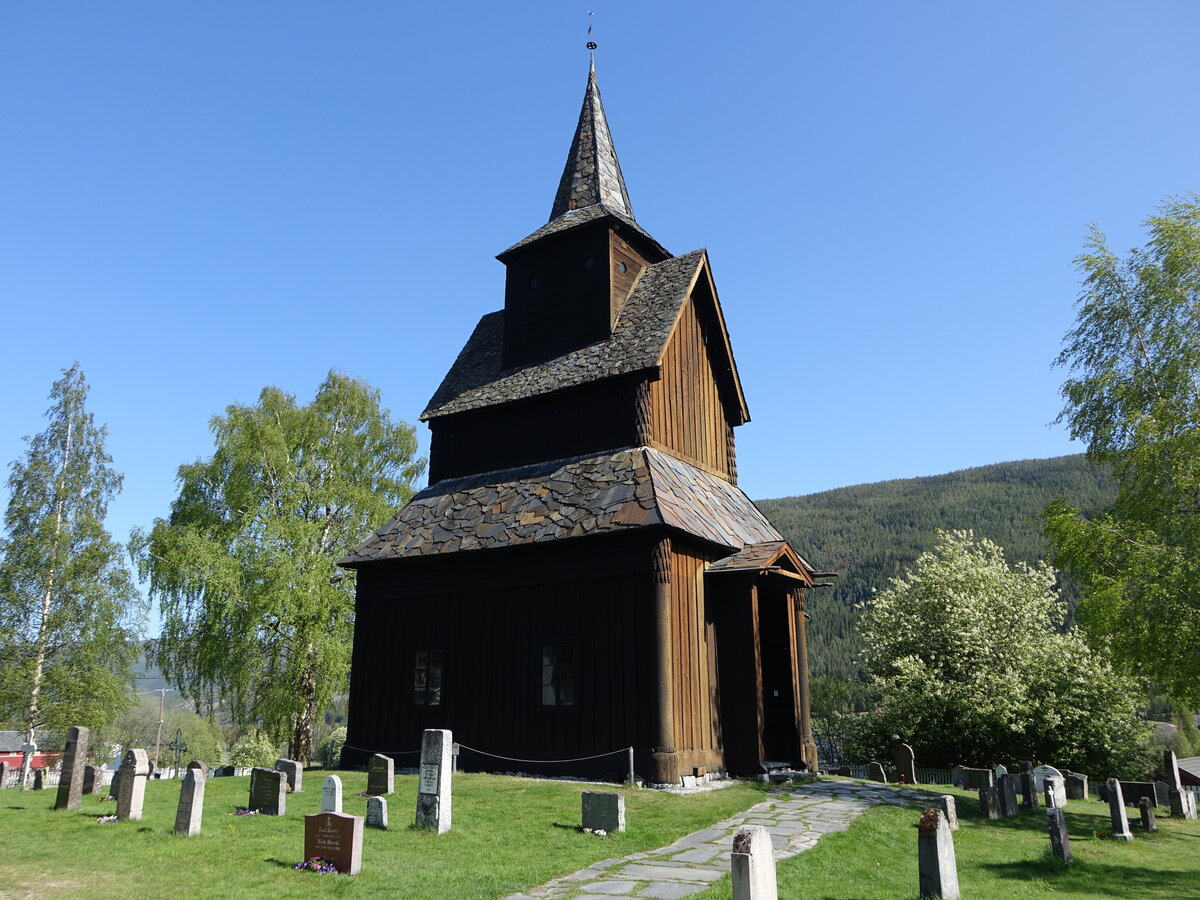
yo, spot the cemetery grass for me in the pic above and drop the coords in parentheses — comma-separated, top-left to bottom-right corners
(691, 783, 1200, 899)
(0, 769, 766, 898)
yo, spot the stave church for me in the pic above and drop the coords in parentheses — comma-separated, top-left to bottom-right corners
(340, 61, 820, 784)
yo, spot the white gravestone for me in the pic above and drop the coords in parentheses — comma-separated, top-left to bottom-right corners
(174, 767, 206, 836)
(731, 825, 777, 900)
(1107, 779, 1134, 841)
(366, 795, 389, 829)
(322, 775, 343, 813)
(116, 749, 150, 821)
(415, 728, 452, 834)
(917, 808, 960, 900)
(1033, 765, 1067, 806)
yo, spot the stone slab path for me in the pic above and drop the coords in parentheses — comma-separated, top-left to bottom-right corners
(504, 778, 939, 900)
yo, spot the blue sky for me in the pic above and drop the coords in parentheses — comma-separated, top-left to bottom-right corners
(2, 2, 1197, 599)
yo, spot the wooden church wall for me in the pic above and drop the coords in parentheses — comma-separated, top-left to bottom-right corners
(345, 532, 658, 777)
(648, 294, 733, 479)
(427, 373, 641, 482)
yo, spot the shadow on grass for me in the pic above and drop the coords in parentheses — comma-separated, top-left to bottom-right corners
(983, 858, 1197, 896)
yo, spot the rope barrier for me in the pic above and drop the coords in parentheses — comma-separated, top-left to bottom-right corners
(343, 744, 421, 756)
(344, 741, 632, 766)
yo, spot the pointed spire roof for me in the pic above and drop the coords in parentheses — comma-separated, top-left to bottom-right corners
(549, 60, 635, 222)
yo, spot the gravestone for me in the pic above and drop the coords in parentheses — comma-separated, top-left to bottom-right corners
(248, 767, 286, 816)
(0, 761, 8, 787)
(367, 753, 394, 795)
(1107, 778, 1134, 841)
(582, 791, 626, 833)
(415, 728, 452, 834)
(215, 765, 235, 777)
(731, 825, 777, 900)
(835, 766, 852, 777)
(866, 761, 887, 783)
(1064, 771, 1089, 800)
(998, 774, 1019, 818)
(956, 767, 993, 789)
(917, 808, 960, 900)
(322, 775, 343, 813)
(994, 763, 1008, 780)
(147, 761, 156, 780)
(1138, 797, 1157, 832)
(33, 768, 45, 790)
(116, 749, 150, 821)
(1168, 788, 1197, 820)
(174, 766, 206, 837)
(186, 759, 208, 779)
(1113, 781, 1163, 809)
(1020, 770, 1039, 811)
(893, 744, 916, 784)
(979, 786, 1001, 820)
(1043, 777, 1060, 809)
(1046, 807, 1073, 864)
(304, 811, 363, 875)
(82, 765, 98, 796)
(54, 726, 90, 811)
(366, 795, 388, 829)
(936, 794, 958, 831)
(109, 768, 123, 801)
(275, 758, 303, 793)
(1032, 765, 1066, 806)
(1164, 749, 1182, 792)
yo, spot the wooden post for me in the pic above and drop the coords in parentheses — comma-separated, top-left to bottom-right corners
(651, 537, 677, 785)
(793, 589, 817, 772)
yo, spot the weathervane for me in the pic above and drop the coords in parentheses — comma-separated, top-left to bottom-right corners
(587, 10, 597, 54)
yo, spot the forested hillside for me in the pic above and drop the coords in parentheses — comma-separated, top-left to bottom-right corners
(756, 455, 1116, 710)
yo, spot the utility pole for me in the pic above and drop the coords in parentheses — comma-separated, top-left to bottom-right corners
(153, 689, 171, 768)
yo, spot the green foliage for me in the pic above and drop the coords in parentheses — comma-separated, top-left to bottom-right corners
(1047, 195, 1200, 705)
(229, 729, 279, 768)
(99, 698, 226, 767)
(758, 455, 1117, 696)
(850, 530, 1152, 774)
(132, 372, 425, 763)
(319, 725, 347, 768)
(0, 365, 143, 759)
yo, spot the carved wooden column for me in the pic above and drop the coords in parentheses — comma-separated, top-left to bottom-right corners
(635, 379, 653, 447)
(651, 536, 678, 784)
(726, 424, 738, 485)
(793, 588, 818, 772)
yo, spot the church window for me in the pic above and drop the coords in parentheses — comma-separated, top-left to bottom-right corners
(413, 649, 443, 706)
(541, 644, 576, 706)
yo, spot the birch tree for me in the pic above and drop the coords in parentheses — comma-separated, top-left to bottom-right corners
(133, 372, 423, 763)
(0, 364, 142, 786)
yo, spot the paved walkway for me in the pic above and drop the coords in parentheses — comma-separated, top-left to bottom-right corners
(504, 778, 940, 900)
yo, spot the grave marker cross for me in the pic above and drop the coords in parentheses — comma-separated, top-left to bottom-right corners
(168, 728, 188, 777)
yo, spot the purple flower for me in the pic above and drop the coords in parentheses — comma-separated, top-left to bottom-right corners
(294, 857, 339, 874)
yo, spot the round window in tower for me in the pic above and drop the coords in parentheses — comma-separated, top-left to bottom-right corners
(617, 261, 628, 273)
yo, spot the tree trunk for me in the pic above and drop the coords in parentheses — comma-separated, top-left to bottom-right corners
(293, 663, 320, 765)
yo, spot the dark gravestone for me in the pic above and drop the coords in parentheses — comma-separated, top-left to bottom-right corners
(1138, 797, 1158, 832)
(1047, 807, 1073, 864)
(367, 753, 394, 795)
(1020, 760, 1034, 773)
(174, 767, 206, 837)
(109, 768, 123, 801)
(275, 758, 303, 793)
(82, 765, 98, 796)
(866, 761, 887, 783)
(32, 768, 45, 790)
(215, 765, 235, 777)
(1118, 781, 1163, 809)
(917, 808, 960, 900)
(1020, 770, 1039, 811)
(248, 767, 286, 816)
(186, 759, 208, 779)
(998, 774, 1019, 818)
(979, 786, 1001, 820)
(893, 743, 916, 784)
(1063, 771, 1089, 800)
(54, 726, 90, 811)
(1043, 777, 1060, 809)
(304, 812, 363, 875)
(0, 760, 8, 787)
(1169, 788, 1197, 819)
(957, 767, 994, 790)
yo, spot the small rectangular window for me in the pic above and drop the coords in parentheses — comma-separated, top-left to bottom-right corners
(541, 644, 576, 707)
(413, 649, 443, 706)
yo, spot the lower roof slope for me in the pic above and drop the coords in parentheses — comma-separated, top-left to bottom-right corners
(339, 446, 785, 566)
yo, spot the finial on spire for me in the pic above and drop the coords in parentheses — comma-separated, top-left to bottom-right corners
(586, 10, 597, 55)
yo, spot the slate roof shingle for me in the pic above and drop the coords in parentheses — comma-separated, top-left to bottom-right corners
(339, 447, 783, 566)
(421, 250, 706, 421)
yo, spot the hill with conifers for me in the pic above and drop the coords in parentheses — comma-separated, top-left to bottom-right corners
(755, 454, 1116, 713)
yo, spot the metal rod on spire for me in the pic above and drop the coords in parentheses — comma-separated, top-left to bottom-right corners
(587, 10, 597, 57)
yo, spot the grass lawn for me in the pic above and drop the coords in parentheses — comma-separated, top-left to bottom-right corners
(691, 782, 1200, 899)
(0, 769, 765, 898)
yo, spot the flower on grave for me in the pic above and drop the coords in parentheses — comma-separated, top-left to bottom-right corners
(582, 827, 592, 833)
(97, 815, 119, 824)
(233, 807, 260, 816)
(595, 829, 607, 836)
(293, 857, 339, 874)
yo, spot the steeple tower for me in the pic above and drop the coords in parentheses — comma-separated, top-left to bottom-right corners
(550, 60, 634, 222)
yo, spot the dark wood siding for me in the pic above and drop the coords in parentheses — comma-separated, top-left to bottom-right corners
(427, 374, 640, 482)
(344, 532, 658, 779)
(649, 295, 733, 478)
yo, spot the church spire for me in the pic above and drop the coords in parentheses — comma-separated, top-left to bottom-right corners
(549, 60, 635, 223)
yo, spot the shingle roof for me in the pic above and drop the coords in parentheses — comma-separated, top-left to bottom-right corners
(497, 202, 666, 261)
(421, 250, 706, 421)
(339, 446, 783, 566)
(549, 60, 634, 222)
